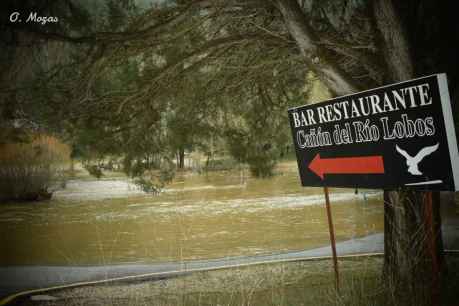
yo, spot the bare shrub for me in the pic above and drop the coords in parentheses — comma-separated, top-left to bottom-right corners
(0, 135, 71, 201)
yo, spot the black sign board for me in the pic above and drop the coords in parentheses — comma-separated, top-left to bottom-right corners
(288, 74, 459, 191)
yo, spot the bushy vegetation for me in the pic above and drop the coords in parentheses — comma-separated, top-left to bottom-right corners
(0, 135, 70, 202)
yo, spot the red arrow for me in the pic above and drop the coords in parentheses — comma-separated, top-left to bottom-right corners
(308, 154, 385, 180)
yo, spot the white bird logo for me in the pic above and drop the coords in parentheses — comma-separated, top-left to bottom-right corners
(395, 143, 439, 175)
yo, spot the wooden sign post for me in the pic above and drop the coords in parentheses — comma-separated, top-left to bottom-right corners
(323, 186, 340, 293)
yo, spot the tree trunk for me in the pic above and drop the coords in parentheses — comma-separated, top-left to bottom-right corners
(373, 1, 443, 304)
(276, 0, 360, 96)
(276, 0, 443, 304)
(70, 158, 75, 172)
(178, 147, 185, 169)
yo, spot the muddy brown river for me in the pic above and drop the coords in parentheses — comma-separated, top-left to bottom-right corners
(0, 162, 383, 265)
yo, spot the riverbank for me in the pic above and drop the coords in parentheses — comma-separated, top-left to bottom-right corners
(12, 255, 459, 306)
(16, 256, 384, 306)
(0, 233, 383, 299)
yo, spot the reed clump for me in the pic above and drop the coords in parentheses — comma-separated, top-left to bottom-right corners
(0, 135, 70, 202)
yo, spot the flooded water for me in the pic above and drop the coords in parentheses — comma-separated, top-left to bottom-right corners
(0, 162, 383, 265)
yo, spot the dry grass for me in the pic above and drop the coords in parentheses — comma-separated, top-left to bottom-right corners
(17, 255, 459, 306)
(17, 257, 384, 306)
(0, 134, 71, 201)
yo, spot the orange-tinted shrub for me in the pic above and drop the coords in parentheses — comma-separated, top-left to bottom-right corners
(0, 135, 71, 201)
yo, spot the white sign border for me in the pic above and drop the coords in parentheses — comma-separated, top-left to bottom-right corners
(437, 73, 459, 191)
